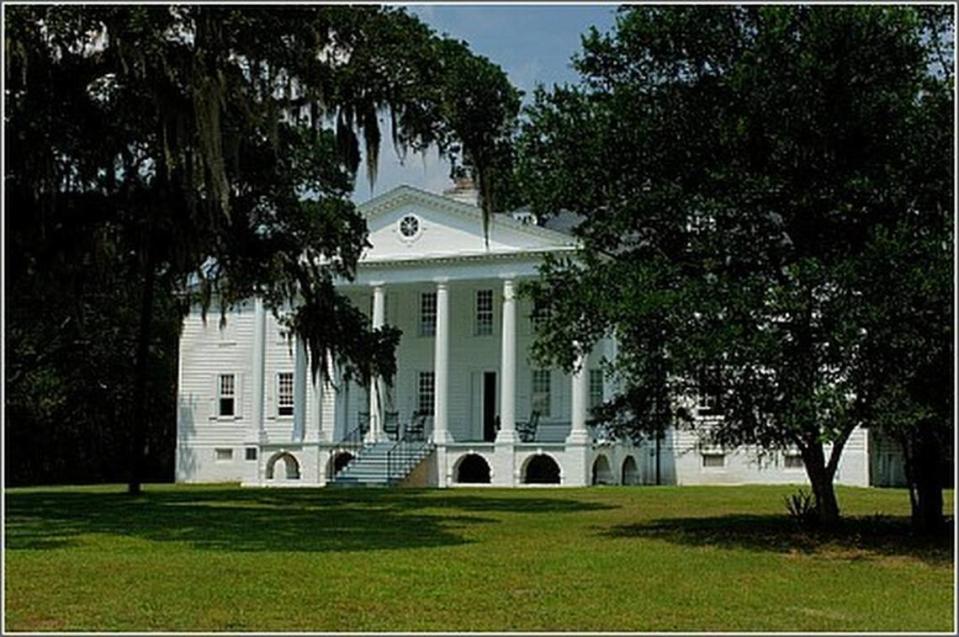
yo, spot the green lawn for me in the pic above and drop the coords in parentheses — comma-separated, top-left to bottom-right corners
(4, 483, 954, 632)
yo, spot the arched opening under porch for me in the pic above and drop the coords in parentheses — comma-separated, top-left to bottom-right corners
(328, 451, 355, 478)
(266, 452, 301, 481)
(592, 454, 614, 485)
(622, 455, 639, 485)
(454, 453, 492, 484)
(522, 454, 561, 485)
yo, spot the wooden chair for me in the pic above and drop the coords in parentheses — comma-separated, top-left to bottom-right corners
(516, 410, 540, 443)
(383, 411, 400, 440)
(405, 411, 428, 441)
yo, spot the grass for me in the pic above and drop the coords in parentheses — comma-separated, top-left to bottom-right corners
(4, 483, 954, 632)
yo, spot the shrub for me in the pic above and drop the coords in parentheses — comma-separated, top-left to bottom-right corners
(785, 488, 819, 529)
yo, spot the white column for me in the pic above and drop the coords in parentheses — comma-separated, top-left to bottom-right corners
(251, 298, 267, 444)
(293, 336, 307, 442)
(367, 284, 386, 442)
(567, 347, 590, 445)
(432, 281, 451, 444)
(313, 352, 331, 442)
(496, 278, 517, 444)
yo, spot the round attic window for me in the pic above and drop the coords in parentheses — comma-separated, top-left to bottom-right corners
(398, 214, 420, 240)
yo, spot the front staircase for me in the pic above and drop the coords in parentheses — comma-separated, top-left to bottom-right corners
(331, 439, 434, 487)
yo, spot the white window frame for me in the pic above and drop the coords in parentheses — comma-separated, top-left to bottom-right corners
(475, 289, 494, 336)
(276, 372, 294, 418)
(215, 448, 234, 462)
(531, 369, 551, 417)
(589, 369, 604, 411)
(217, 373, 236, 419)
(530, 298, 548, 331)
(419, 292, 437, 337)
(245, 447, 258, 461)
(783, 450, 804, 470)
(701, 452, 726, 469)
(697, 365, 722, 417)
(417, 371, 435, 415)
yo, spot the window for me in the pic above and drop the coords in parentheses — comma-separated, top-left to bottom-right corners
(531, 369, 551, 417)
(697, 365, 722, 416)
(420, 292, 436, 336)
(530, 298, 548, 330)
(702, 453, 725, 468)
(475, 289, 493, 335)
(784, 452, 804, 469)
(589, 369, 604, 410)
(218, 374, 235, 417)
(417, 372, 435, 415)
(245, 447, 258, 461)
(215, 448, 233, 462)
(277, 372, 294, 417)
(399, 214, 420, 239)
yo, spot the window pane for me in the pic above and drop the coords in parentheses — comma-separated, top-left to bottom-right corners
(475, 289, 493, 336)
(530, 299, 548, 330)
(702, 453, 725, 468)
(245, 447, 258, 461)
(420, 292, 436, 336)
(215, 448, 233, 461)
(278, 372, 294, 417)
(418, 371, 435, 414)
(784, 453, 803, 469)
(698, 365, 722, 415)
(531, 369, 551, 417)
(589, 369, 604, 410)
(218, 374, 235, 416)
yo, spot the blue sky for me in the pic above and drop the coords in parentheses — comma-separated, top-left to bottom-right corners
(351, 4, 619, 202)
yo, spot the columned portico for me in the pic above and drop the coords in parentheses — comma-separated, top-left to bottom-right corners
(367, 283, 386, 442)
(497, 278, 517, 444)
(562, 346, 591, 486)
(252, 297, 267, 445)
(432, 281, 451, 445)
(293, 336, 307, 442)
(567, 348, 590, 445)
(310, 352, 328, 443)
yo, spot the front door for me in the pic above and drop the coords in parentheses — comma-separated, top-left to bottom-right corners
(483, 371, 497, 442)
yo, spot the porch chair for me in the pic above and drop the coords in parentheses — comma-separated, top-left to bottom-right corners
(383, 411, 400, 440)
(516, 410, 540, 443)
(405, 410, 429, 441)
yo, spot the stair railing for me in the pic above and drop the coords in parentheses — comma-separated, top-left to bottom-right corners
(386, 427, 432, 485)
(337, 420, 369, 456)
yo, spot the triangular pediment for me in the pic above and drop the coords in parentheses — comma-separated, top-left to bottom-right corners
(357, 185, 575, 263)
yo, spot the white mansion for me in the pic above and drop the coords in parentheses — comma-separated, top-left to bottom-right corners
(175, 183, 905, 488)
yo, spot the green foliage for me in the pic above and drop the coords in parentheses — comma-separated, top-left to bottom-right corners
(784, 488, 818, 529)
(4, 6, 519, 485)
(517, 6, 953, 521)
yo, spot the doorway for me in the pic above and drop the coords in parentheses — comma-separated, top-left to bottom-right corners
(483, 371, 497, 442)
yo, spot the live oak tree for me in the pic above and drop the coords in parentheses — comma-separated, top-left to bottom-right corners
(518, 6, 952, 526)
(5, 5, 520, 493)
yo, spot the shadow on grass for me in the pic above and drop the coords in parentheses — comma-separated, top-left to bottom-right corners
(602, 513, 954, 566)
(5, 487, 615, 554)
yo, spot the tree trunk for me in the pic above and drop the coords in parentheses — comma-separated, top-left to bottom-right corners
(802, 443, 840, 526)
(909, 424, 945, 534)
(128, 243, 156, 496)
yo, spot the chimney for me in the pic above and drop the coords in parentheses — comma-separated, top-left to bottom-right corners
(442, 175, 479, 207)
